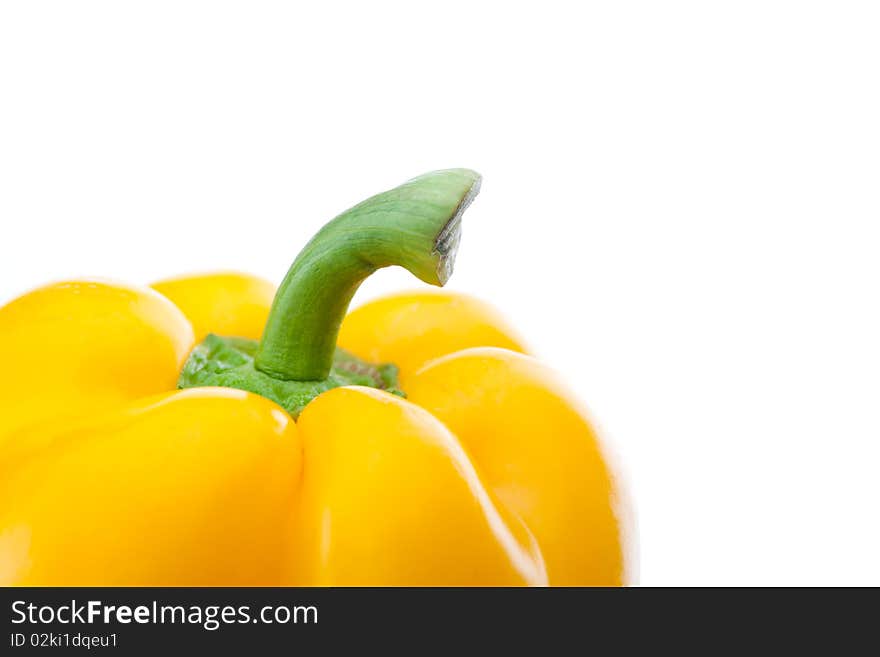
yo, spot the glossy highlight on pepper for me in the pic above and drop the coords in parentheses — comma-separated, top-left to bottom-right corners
(0, 169, 634, 586)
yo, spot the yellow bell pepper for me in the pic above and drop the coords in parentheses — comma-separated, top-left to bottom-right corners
(0, 170, 633, 586)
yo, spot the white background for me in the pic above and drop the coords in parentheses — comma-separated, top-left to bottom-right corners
(1, 2, 878, 585)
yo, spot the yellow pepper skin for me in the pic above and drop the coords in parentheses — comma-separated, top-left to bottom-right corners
(338, 290, 528, 383)
(289, 387, 546, 586)
(0, 280, 193, 441)
(0, 388, 301, 586)
(151, 271, 276, 342)
(406, 348, 631, 586)
(0, 169, 634, 586)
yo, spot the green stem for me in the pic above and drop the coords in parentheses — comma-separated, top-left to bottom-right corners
(254, 168, 481, 381)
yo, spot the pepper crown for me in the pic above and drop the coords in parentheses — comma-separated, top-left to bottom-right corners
(177, 168, 481, 417)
